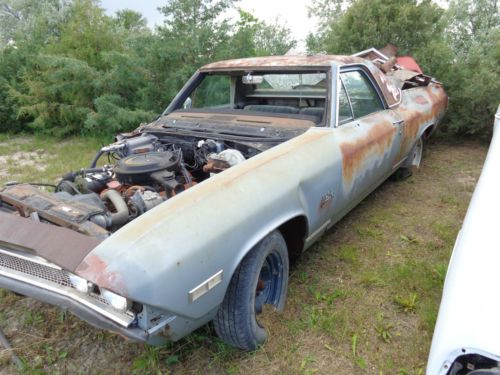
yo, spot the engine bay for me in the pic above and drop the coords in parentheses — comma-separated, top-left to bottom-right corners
(0, 132, 259, 238)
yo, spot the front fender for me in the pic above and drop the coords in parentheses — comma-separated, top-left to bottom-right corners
(76, 128, 331, 320)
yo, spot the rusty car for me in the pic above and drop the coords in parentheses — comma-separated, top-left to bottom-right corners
(427, 105, 500, 375)
(0, 49, 447, 350)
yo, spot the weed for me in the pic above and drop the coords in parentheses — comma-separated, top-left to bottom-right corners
(23, 311, 44, 326)
(299, 354, 317, 374)
(394, 293, 418, 313)
(165, 355, 179, 366)
(132, 347, 161, 374)
(375, 323, 393, 343)
(351, 333, 358, 357)
(338, 244, 359, 264)
(433, 262, 448, 285)
(359, 271, 385, 287)
(310, 287, 346, 304)
(439, 193, 459, 206)
(297, 271, 308, 284)
(420, 300, 440, 333)
(433, 222, 457, 245)
(400, 234, 419, 245)
(351, 333, 367, 369)
(355, 225, 384, 240)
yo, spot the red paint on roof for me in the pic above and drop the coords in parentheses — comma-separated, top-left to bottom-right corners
(397, 56, 423, 74)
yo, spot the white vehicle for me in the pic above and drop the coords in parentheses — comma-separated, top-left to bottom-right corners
(427, 105, 500, 375)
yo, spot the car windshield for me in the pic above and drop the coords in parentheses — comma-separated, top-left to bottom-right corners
(184, 71, 328, 124)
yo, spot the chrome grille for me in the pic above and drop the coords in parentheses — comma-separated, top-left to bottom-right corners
(0, 250, 109, 306)
(0, 251, 72, 287)
(0, 248, 135, 327)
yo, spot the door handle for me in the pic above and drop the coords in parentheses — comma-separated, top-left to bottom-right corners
(393, 119, 405, 126)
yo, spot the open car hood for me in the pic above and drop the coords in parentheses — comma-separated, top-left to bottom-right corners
(0, 212, 100, 272)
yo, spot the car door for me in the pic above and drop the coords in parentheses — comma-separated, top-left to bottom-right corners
(330, 67, 404, 222)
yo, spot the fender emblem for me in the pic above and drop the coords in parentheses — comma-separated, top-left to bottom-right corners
(320, 191, 334, 209)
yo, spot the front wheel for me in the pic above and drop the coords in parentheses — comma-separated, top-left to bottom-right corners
(213, 230, 289, 350)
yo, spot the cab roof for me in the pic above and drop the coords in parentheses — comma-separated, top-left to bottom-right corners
(200, 55, 367, 71)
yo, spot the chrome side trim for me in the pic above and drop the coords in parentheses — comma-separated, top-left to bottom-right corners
(188, 270, 223, 303)
(305, 219, 331, 246)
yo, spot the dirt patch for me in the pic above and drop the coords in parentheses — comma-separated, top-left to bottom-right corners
(0, 150, 47, 179)
(0, 140, 488, 374)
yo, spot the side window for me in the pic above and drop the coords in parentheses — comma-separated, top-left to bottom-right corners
(339, 81, 353, 124)
(341, 71, 384, 119)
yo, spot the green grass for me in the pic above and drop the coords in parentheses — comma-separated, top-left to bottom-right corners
(0, 138, 488, 374)
(0, 134, 111, 186)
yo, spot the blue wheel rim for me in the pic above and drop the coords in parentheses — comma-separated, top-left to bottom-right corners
(255, 250, 283, 314)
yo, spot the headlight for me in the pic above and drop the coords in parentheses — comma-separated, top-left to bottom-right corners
(69, 274, 91, 294)
(101, 289, 130, 312)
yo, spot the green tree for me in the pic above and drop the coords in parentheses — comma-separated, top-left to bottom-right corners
(307, 0, 445, 56)
(306, 0, 499, 139)
(0, 0, 70, 49)
(114, 9, 148, 33)
(0, 0, 71, 132)
(137, 0, 234, 111)
(254, 18, 296, 56)
(44, 0, 119, 70)
(446, 0, 499, 54)
(226, 9, 296, 58)
(441, 0, 500, 138)
(15, 55, 98, 136)
(11, 0, 155, 136)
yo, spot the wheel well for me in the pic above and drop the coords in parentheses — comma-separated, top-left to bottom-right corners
(278, 215, 308, 262)
(423, 124, 434, 140)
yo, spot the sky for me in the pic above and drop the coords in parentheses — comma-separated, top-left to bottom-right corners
(100, 0, 318, 46)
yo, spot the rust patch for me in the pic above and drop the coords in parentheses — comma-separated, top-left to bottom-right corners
(0, 212, 101, 272)
(203, 158, 230, 174)
(395, 83, 448, 160)
(340, 120, 397, 184)
(414, 95, 429, 105)
(200, 55, 364, 71)
(76, 254, 127, 294)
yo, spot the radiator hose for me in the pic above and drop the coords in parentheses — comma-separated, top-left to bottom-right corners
(101, 189, 129, 227)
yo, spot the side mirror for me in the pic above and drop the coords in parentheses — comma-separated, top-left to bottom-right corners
(183, 97, 192, 109)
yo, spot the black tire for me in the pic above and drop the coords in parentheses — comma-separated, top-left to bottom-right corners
(392, 136, 424, 181)
(213, 230, 289, 350)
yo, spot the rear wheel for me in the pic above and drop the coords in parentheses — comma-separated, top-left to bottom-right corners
(409, 136, 423, 168)
(393, 136, 424, 180)
(213, 230, 289, 350)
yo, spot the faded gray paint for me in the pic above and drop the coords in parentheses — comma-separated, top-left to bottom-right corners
(0, 56, 447, 344)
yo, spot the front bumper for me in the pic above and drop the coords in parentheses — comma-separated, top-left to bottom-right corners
(0, 248, 149, 342)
